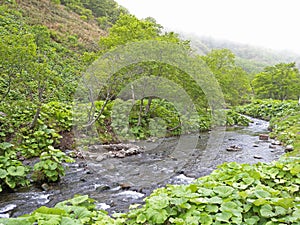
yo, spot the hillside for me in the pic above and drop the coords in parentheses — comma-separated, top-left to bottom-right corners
(181, 33, 300, 74)
(3, 0, 105, 52)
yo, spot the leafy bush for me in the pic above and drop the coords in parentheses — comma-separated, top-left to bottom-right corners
(226, 110, 251, 126)
(0, 195, 122, 225)
(32, 146, 74, 183)
(0, 147, 29, 192)
(237, 99, 300, 153)
(236, 99, 299, 120)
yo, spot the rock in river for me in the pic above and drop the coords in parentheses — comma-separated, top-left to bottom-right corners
(285, 145, 294, 152)
(259, 134, 269, 141)
(226, 145, 242, 151)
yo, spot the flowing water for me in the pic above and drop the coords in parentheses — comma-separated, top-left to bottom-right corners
(0, 117, 285, 218)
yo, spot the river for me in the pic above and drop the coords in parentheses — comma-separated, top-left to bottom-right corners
(0, 116, 285, 218)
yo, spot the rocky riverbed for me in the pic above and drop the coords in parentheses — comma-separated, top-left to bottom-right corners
(0, 116, 285, 218)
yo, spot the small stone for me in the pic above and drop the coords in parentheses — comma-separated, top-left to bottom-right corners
(253, 155, 263, 159)
(253, 144, 259, 147)
(119, 183, 132, 189)
(271, 140, 281, 145)
(86, 170, 93, 174)
(269, 145, 276, 149)
(78, 162, 87, 168)
(115, 152, 126, 158)
(96, 155, 106, 162)
(259, 134, 269, 141)
(88, 145, 105, 152)
(96, 185, 110, 191)
(41, 183, 50, 191)
(285, 145, 294, 152)
(226, 145, 242, 151)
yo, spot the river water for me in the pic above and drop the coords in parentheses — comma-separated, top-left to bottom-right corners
(0, 117, 285, 218)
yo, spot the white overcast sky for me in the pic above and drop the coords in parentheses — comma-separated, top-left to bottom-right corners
(115, 0, 300, 54)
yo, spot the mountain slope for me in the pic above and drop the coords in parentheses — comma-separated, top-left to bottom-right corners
(10, 0, 106, 51)
(181, 33, 300, 74)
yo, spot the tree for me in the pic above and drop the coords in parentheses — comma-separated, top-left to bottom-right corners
(201, 49, 251, 105)
(252, 62, 300, 100)
(79, 14, 220, 137)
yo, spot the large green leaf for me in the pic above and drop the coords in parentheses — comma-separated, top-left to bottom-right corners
(147, 195, 169, 210)
(260, 205, 275, 218)
(213, 186, 234, 197)
(0, 168, 8, 179)
(7, 166, 25, 176)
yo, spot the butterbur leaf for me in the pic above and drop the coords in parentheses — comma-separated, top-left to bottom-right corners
(0, 142, 14, 150)
(215, 211, 232, 222)
(7, 166, 25, 176)
(208, 196, 223, 204)
(60, 217, 82, 225)
(205, 204, 218, 213)
(273, 198, 294, 209)
(147, 195, 169, 210)
(0, 218, 32, 225)
(220, 202, 238, 211)
(245, 216, 260, 225)
(69, 195, 89, 206)
(274, 206, 287, 216)
(199, 213, 213, 225)
(213, 186, 234, 197)
(254, 190, 271, 199)
(260, 205, 275, 218)
(34, 206, 66, 216)
(290, 164, 300, 175)
(136, 214, 146, 223)
(0, 169, 8, 179)
(253, 198, 268, 206)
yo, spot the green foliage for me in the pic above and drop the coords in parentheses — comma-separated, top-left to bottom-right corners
(0, 101, 75, 191)
(41, 102, 73, 132)
(60, 0, 127, 26)
(0, 195, 124, 225)
(236, 99, 300, 153)
(252, 62, 300, 100)
(3, 158, 300, 224)
(225, 110, 251, 126)
(32, 146, 74, 182)
(201, 49, 251, 106)
(0, 149, 30, 192)
(99, 14, 163, 51)
(236, 99, 299, 120)
(92, 99, 247, 142)
(122, 158, 300, 224)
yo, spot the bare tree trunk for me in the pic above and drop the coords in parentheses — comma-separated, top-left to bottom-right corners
(30, 81, 45, 129)
(137, 98, 144, 127)
(131, 84, 135, 104)
(30, 106, 41, 129)
(144, 96, 153, 114)
(84, 96, 110, 128)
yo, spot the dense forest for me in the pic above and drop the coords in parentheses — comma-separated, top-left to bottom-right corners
(1, 0, 300, 224)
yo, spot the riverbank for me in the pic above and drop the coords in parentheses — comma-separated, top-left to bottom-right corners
(0, 116, 284, 218)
